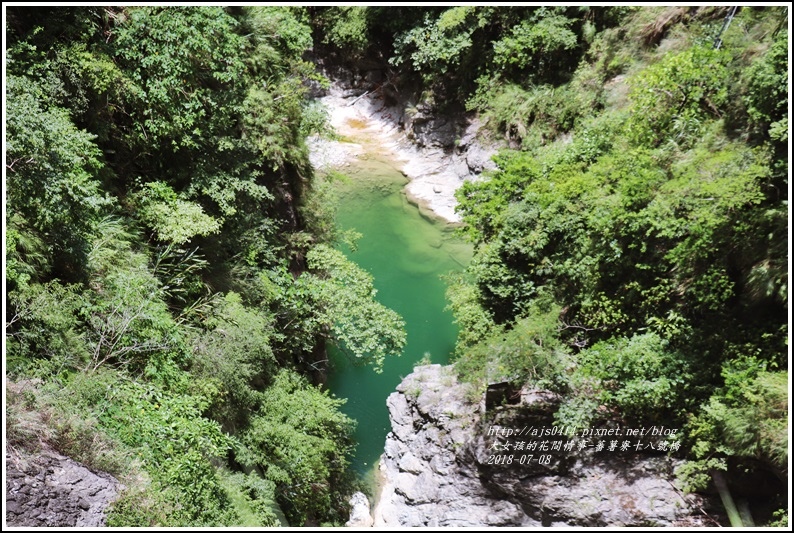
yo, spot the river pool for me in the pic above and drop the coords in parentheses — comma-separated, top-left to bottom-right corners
(324, 144, 472, 488)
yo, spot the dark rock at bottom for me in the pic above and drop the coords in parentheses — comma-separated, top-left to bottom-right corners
(6, 449, 122, 527)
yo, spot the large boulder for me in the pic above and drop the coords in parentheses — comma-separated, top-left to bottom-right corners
(346, 491, 374, 527)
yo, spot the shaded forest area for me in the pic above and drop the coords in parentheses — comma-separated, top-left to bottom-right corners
(5, 5, 790, 527)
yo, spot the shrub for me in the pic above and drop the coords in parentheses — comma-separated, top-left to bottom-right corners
(237, 369, 355, 525)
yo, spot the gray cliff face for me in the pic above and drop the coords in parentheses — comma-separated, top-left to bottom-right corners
(6, 450, 122, 527)
(374, 364, 532, 527)
(373, 365, 721, 527)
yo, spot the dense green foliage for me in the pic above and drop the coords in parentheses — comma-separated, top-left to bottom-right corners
(237, 369, 356, 525)
(449, 7, 787, 523)
(5, 5, 789, 527)
(311, 5, 624, 108)
(5, 6, 403, 526)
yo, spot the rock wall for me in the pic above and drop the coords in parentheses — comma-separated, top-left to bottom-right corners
(372, 365, 723, 527)
(373, 365, 533, 527)
(6, 450, 121, 527)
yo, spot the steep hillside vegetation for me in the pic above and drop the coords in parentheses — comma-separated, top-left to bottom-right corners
(5, 6, 404, 526)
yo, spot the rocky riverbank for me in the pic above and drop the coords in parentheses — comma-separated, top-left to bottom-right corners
(369, 365, 723, 527)
(308, 77, 500, 224)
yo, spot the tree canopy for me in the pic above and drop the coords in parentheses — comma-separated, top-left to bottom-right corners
(5, 6, 401, 525)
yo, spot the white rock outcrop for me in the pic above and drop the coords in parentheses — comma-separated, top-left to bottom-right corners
(345, 491, 374, 527)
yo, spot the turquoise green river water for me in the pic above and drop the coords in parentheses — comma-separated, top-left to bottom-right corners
(324, 145, 472, 487)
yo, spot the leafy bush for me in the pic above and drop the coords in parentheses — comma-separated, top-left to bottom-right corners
(477, 83, 595, 149)
(135, 182, 221, 245)
(6, 281, 89, 375)
(113, 7, 248, 152)
(627, 44, 730, 147)
(444, 271, 495, 356)
(689, 357, 787, 471)
(315, 6, 370, 53)
(83, 249, 180, 373)
(65, 370, 236, 526)
(391, 7, 476, 81)
(238, 369, 355, 525)
(454, 301, 569, 391)
(491, 8, 578, 77)
(243, 6, 312, 63)
(743, 28, 788, 141)
(189, 291, 277, 429)
(304, 244, 406, 371)
(569, 333, 693, 423)
(218, 470, 285, 527)
(6, 74, 112, 278)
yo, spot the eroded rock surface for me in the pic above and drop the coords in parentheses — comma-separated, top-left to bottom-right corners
(6, 450, 121, 527)
(373, 365, 722, 527)
(307, 78, 500, 224)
